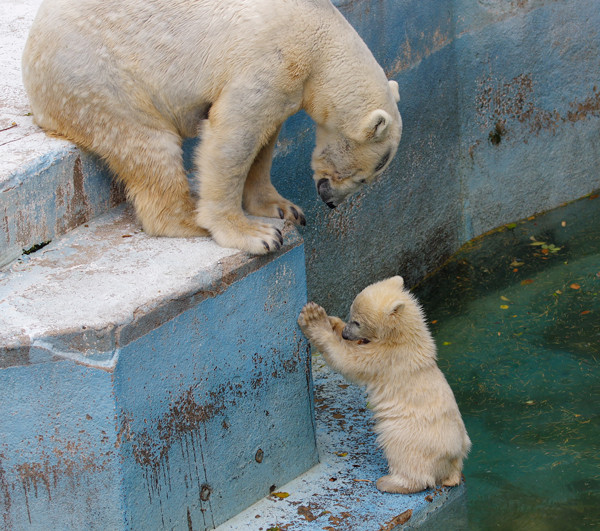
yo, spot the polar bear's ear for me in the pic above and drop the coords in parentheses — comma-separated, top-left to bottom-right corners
(359, 109, 392, 142)
(390, 275, 404, 288)
(389, 80, 400, 103)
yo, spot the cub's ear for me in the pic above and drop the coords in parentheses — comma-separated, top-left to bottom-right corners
(357, 109, 392, 142)
(390, 275, 404, 289)
(389, 301, 405, 316)
(388, 80, 400, 103)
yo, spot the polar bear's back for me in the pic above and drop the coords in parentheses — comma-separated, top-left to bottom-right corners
(22, 0, 339, 135)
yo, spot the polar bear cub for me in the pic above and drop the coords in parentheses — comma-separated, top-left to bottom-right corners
(22, 0, 402, 254)
(298, 276, 471, 494)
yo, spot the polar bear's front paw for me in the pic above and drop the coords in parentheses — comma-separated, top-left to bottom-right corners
(198, 211, 284, 254)
(245, 196, 306, 226)
(298, 302, 330, 333)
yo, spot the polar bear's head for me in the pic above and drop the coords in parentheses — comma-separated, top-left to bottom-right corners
(341, 275, 432, 355)
(311, 80, 402, 209)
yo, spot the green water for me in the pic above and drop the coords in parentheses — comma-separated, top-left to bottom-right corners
(413, 193, 600, 530)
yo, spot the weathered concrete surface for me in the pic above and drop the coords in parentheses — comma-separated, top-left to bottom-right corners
(454, 0, 600, 241)
(0, 205, 317, 530)
(218, 357, 467, 531)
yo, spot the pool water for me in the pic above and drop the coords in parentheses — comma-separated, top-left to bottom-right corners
(413, 193, 600, 530)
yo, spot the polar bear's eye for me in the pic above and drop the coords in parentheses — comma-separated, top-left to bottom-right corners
(374, 149, 391, 172)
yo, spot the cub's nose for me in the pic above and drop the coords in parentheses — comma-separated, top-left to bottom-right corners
(317, 178, 336, 209)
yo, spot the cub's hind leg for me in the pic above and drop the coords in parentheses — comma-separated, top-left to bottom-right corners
(376, 475, 428, 494)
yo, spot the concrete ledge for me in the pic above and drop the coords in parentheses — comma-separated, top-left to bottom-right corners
(0, 205, 318, 530)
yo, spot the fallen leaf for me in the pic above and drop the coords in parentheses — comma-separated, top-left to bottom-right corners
(297, 506, 317, 522)
(442, 341, 452, 346)
(272, 492, 290, 498)
(500, 305, 509, 309)
(570, 283, 581, 290)
(525, 400, 535, 405)
(335, 452, 348, 457)
(431, 319, 438, 324)
(500, 296, 510, 301)
(380, 510, 413, 530)
(581, 310, 591, 315)
(505, 222, 517, 229)
(521, 279, 534, 285)
(561, 221, 567, 227)
(510, 260, 524, 267)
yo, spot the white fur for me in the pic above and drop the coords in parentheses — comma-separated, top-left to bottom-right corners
(298, 276, 471, 494)
(22, 0, 402, 253)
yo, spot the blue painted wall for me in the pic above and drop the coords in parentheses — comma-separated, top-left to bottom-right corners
(0, 361, 123, 530)
(271, 0, 600, 315)
(0, 242, 317, 530)
(114, 245, 317, 529)
(0, 149, 123, 268)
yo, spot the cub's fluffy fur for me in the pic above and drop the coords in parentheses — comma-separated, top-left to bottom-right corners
(298, 276, 471, 493)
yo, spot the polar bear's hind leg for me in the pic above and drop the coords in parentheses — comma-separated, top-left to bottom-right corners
(102, 125, 207, 237)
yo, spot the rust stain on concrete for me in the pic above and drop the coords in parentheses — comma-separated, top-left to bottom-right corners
(473, 74, 600, 151)
(5, 445, 111, 526)
(566, 86, 600, 122)
(0, 454, 12, 530)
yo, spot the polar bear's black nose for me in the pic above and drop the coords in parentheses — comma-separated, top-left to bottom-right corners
(317, 178, 336, 208)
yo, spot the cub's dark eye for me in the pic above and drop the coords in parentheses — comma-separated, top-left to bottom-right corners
(374, 150, 391, 172)
(359, 179, 366, 184)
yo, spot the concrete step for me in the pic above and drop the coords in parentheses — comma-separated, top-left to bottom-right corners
(0, 204, 317, 530)
(217, 358, 467, 531)
(1, 0, 129, 269)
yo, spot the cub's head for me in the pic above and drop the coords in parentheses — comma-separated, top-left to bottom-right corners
(342, 276, 414, 344)
(311, 80, 402, 208)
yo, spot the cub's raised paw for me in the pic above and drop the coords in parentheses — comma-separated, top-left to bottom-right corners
(328, 316, 346, 335)
(298, 302, 329, 332)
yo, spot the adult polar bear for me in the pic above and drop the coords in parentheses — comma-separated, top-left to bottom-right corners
(23, 0, 402, 254)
